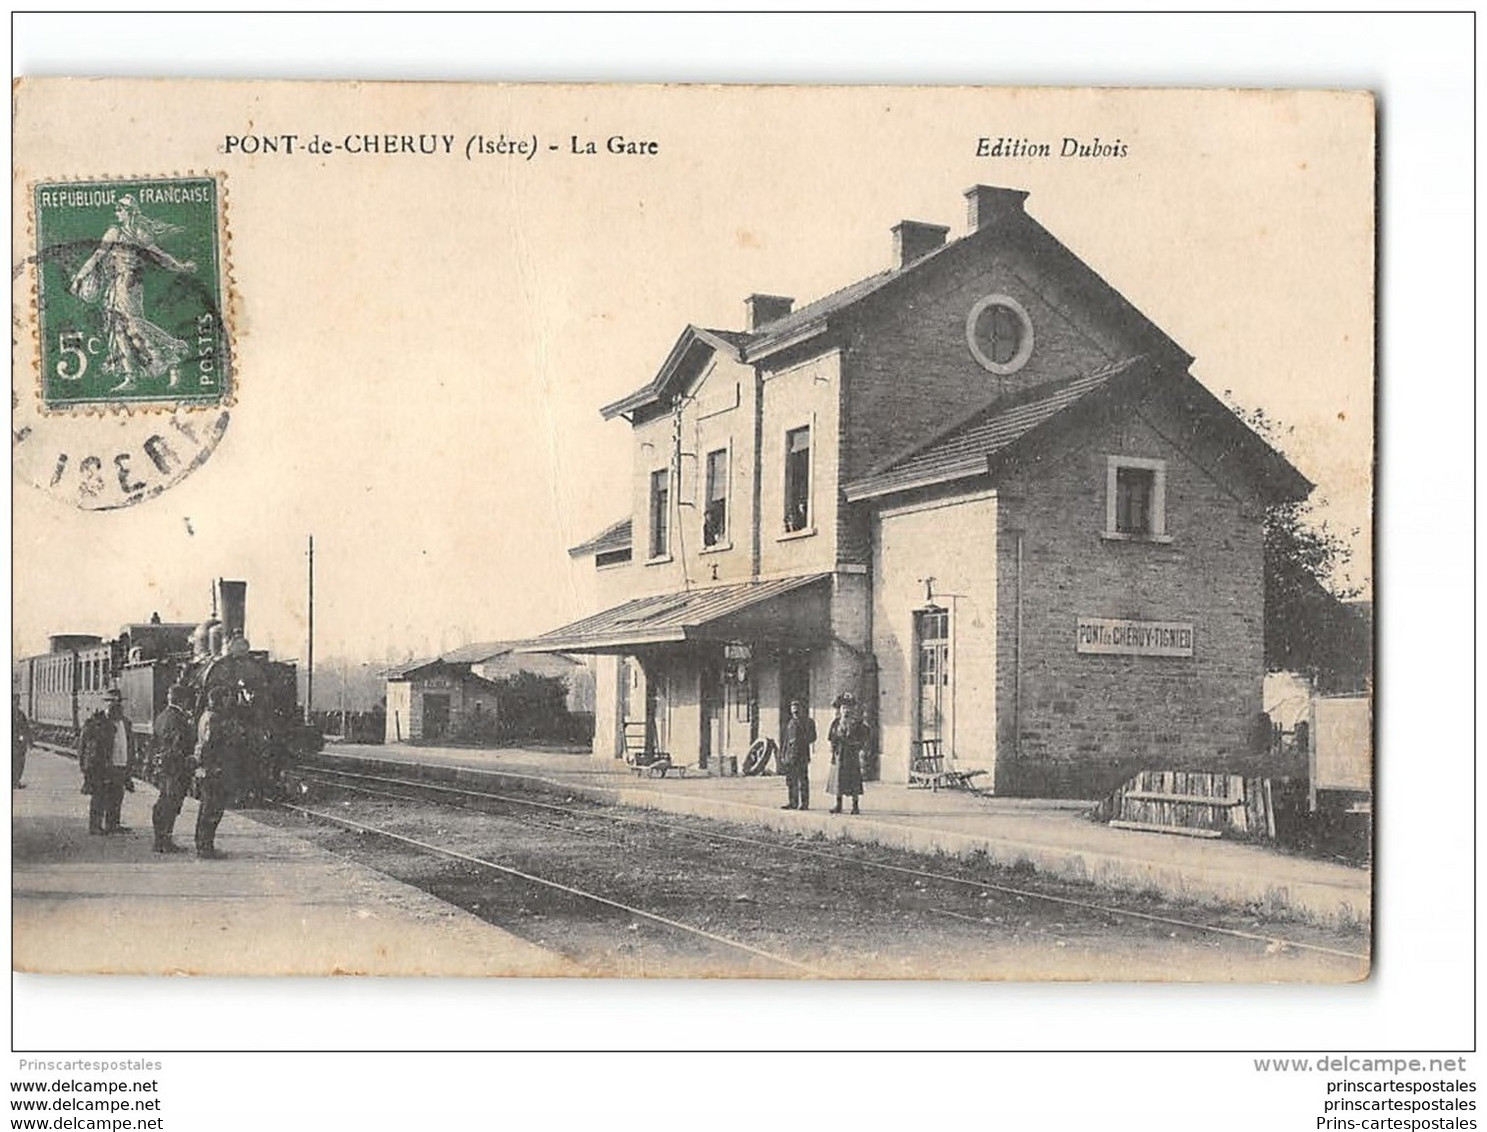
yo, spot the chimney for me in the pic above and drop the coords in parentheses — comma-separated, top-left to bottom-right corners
(892, 220, 949, 269)
(745, 293, 794, 331)
(216, 579, 247, 646)
(965, 184, 1030, 232)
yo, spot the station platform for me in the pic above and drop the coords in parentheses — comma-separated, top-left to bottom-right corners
(11, 748, 578, 977)
(321, 742, 1372, 928)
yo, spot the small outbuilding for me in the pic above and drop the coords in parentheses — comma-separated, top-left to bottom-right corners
(383, 642, 593, 745)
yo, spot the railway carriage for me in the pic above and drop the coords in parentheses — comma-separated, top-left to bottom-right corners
(14, 580, 319, 803)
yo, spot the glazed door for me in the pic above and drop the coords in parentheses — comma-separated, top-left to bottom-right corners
(914, 609, 951, 746)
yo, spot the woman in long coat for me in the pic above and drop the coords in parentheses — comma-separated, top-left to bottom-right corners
(826, 693, 870, 814)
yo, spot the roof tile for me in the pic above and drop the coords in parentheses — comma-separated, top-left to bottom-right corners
(845, 358, 1141, 500)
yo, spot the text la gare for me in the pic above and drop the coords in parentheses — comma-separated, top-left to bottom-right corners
(572, 135, 660, 156)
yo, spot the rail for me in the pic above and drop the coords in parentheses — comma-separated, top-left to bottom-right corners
(293, 763, 1370, 964)
(281, 796, 826, 977)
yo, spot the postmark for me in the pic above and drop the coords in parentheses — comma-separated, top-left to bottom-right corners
(15, 175, 233, 509)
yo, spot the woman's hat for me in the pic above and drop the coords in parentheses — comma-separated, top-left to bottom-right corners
(832, 691, 857, 708)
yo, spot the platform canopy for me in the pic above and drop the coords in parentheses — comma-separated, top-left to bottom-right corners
(521, 573, 834, 654)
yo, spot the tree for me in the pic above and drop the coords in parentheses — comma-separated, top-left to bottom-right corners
(1228, 399, 1369, 684)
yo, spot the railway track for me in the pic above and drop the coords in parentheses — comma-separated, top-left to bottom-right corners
(288, 763, 1370, 968)
(280, 797, 824, 978)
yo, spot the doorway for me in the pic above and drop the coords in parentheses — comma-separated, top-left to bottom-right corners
(699, 654, 722, 771)
(780, 650, 812, 721)
(914, 607, 951, 746)
(422, 693, 451, 741)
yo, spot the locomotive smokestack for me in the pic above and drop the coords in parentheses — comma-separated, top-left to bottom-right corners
(217, 579, 247, 649)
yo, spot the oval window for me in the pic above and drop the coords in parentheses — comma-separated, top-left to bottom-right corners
(966, 294, 1034, 375)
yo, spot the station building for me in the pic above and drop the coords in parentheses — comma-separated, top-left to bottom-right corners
(525, 185, 1309, 798)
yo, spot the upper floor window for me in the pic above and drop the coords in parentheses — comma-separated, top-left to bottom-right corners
(649, 468, 671, 558)
(966, 294, 1035, 375)
(1104, 455, 1170, 542)
(784, 425, 811, 533)
(703, 447, 729, 548)
(1115, 467, 1154, 534)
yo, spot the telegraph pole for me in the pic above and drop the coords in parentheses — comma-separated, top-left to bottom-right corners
(306, 535, 315, 725)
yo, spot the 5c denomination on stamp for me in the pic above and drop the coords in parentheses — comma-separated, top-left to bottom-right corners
(16, 175, 233, 510)
(34, 177, 229, 410)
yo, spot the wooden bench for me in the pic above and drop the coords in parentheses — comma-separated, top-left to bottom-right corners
(909, 739, 989, 793)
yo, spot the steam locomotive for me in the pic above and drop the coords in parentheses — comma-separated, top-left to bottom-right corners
(13, 579, 320, 803)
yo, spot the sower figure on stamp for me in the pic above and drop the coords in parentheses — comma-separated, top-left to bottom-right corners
(13, 694, 32, 789)
(826, 692, 871, 815)
(78, 689, 135, 834)
(193, 686, 234, 860)
(779, 698, 817, 811)
(150, 685, 194, 854)
(68, 194, 197, 393)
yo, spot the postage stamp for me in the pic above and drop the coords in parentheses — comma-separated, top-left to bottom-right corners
(32, 176, 230, 410)
(14, 174, 233, 510)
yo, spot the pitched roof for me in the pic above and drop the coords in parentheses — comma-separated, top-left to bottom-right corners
(521, 574, 832, 653)
(845, 358, 1143, 501)
(844, 355, 1311, 505)
(743, 268, 898, 350)
(439, 641, 517, 665)
(568, 518, 632, 558)
(600, 326, 748, 420)
(703, 327, 752, 351)
(598, 190, 1193, 420)
(382, 656, 445, 680)
(473, 651, 585, 680)
(384, 640, 584, 680)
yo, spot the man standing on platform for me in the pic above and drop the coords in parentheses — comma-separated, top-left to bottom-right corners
(193, 686, 233, 860)
(151, 685, 194, 854)
(13, 694, 31, 789)
(78, 689, 134, 834)
(779, 698, 816, 811)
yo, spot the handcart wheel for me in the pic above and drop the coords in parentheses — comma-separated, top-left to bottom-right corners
(741, 738, 777, 777)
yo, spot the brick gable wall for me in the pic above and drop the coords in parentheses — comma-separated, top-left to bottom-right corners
(992, 396, 1268, 798)
(835, 239, 1150, 567)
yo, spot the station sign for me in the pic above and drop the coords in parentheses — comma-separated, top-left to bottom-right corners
(1076, 617, 1194, 657)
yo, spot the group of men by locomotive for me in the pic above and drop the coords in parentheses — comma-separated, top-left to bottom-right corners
(76, 683, 260, 858)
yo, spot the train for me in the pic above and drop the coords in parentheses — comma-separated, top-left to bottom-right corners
(13, 579, 321, 804)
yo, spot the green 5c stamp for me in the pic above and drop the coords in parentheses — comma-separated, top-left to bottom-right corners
(34, 177, 229, 409)
(15, 174, 233, 510)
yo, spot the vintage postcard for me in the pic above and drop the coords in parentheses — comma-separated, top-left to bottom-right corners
(12, 80, 1374, 981)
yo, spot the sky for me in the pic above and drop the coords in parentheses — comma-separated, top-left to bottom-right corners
(12, 81, 1374, 664)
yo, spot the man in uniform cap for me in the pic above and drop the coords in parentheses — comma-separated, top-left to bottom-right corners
(778, 698, 816, 811)
(193, 686, 233, 859)
(77, 689, 135, 834)
(150, 685, 194, 853)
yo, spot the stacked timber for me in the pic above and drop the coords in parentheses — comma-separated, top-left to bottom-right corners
(1092, 769, 1278, 841)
